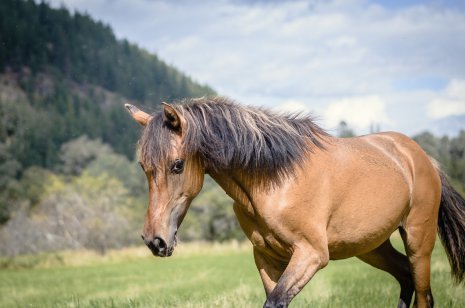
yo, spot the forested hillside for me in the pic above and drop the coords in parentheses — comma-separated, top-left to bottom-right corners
(0, 0, 215, 226)
(0, 0, 214, 102)
(0, 0, 213, 165)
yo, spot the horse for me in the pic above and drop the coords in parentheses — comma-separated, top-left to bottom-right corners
(125, 97, 465, 308)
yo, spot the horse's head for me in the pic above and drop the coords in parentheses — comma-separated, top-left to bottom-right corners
(125, 103, 204, 257)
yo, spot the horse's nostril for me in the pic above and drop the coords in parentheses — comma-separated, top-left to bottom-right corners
(141, 234, 145, 241)
(144, 236, 169, 256)
(154, 236, 167, 250)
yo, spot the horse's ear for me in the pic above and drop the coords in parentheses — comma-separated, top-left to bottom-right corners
(124, 104, 152, 126)
(162, 102, 182, 132)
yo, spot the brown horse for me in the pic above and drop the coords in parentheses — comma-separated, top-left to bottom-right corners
(125, 97, 465, 308)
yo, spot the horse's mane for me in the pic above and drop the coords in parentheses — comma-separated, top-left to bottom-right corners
(139, 97, 328, 187)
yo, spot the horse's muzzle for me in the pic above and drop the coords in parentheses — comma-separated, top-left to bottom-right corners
(142, 235, 174, 257)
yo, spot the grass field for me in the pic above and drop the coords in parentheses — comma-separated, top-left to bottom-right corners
(1, 238, 464, 308)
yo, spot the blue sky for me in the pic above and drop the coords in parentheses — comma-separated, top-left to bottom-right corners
(376, 0, 465, 10)
(49, 0, 465, 135)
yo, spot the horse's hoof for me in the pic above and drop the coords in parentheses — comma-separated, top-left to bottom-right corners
(263, 299, 288, 308)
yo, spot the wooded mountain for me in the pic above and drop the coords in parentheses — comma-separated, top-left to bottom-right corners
(0, 0, 215, 223)
(0, 0, 214, 168)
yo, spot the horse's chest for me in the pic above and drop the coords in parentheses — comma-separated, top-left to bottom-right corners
(233, 202, 291, 259)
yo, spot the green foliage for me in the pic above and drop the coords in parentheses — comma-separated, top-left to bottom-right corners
(58, 135, 113, 175)
(413, 132, 442, 161)
(85, 150, 146, 196)
(0, 136, 148, 255)
(0, 135, 244, 254)
(0, 170, 138, 256)
(337, 120, 355, 138)
(414, 130, 465, 191)
(17, 166, 52, 206)
(0, 143, 21, 223)
(449, 131, 465, 184)
(180, 176, 245, 242)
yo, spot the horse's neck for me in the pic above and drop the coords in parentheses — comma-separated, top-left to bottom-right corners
(208, 170, 257, 209)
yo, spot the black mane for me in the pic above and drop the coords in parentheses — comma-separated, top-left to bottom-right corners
(139, 97, 327, 186)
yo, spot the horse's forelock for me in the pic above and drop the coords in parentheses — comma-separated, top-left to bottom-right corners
(139, 112, 173, 170)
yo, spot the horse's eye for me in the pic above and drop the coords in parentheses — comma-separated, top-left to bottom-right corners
(170, 159, 184, 174)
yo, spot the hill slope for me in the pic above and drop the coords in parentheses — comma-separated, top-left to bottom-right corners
(0, 0, 215, 169)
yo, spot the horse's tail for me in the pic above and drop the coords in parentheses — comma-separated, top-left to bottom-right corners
(437, 169, 465, 284)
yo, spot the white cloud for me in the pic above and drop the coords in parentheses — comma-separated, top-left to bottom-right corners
(324, 95, 393, 130)
(427, 79, 465, 119)
(446, 79, 465, 99)
(273, 100, 312, 114)
(428, 100, 465, 119)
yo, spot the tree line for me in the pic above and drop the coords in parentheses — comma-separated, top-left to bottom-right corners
(413, 131, 465, 194)
(1, 129, 463, 257)
(0, 136, 243, 256)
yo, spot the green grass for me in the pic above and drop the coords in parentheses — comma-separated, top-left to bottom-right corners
(0, 240, 464, 308)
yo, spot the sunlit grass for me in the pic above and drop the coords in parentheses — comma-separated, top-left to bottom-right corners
(0, 241, 251, 269)
(1, 238, 464, 307)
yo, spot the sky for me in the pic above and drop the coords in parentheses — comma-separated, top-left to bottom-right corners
(47, 0, 465, 135)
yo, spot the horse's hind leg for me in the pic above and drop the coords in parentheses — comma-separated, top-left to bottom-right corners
(399, 224, 436, 308)
(357, 238, 414, 308)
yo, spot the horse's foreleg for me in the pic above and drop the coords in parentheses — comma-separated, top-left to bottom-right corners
(263, 246, 328, 308)
(254, 248, 286, 296)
